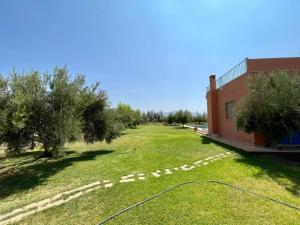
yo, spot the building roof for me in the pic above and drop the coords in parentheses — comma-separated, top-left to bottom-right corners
(206, 57, 300, 92)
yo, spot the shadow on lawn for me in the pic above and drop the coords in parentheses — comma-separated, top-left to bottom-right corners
(0, 149, 113, 199)
(0, 151, 41, 168)
(200, 136, 300, 196)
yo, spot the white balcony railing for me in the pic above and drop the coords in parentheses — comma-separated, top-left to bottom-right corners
(206, 58, 248, 92)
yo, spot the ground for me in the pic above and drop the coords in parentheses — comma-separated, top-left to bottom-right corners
(1, 125, 300, 224)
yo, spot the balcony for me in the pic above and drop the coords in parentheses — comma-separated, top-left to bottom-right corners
(206, 58, 248, 92)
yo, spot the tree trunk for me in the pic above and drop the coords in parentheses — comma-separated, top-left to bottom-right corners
(42, 145, 53, 158)
(30, 133, 35, 150)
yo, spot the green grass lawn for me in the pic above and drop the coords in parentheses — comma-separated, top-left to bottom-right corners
(1, 124, 300, 224)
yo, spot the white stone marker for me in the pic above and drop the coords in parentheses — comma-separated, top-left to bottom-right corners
(164, 169, 173, 174)
(180, 165, 196, 171)
(151, 171, 161, 177)
(120, 174, 135, 183)
(193, 160, 203, 165)
(137, 173, 146, 180)
(104, 183, 114, 188)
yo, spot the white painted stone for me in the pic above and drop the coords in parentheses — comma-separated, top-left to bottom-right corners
(120, 174, 136, 183)
(151, 172, 161, 177)
(164, 169, 172, 174)
(203, 162, 209, 165)
(121, 174, 135, 179)
(193, 160, 203, 165)
(137, 173, 146, 180)
(174, 167, 179, 170)
(204, 157, 214, 161)
(120, 178, 135, 183)
(104, 183, 114, 188)
(180, 165, 196, 171)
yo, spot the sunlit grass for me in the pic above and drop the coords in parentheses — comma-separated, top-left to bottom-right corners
(1, 125, 300, 224)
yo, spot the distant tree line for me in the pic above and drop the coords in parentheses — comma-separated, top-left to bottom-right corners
(141, 110, 207, 126)
(142, 111, 165, 123)
(165, 110, 207, 126)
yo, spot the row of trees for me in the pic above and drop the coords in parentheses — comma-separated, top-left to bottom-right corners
(236, 71, 300, 145)
(140, 110, 207, 125)
(0, 68, 207, 157)
(116, 108, 207, 126)
(0, 68, 120, 157)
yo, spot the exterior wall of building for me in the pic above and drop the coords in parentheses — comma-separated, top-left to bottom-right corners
(214, 73, 255, 144)
(247, 58, 300, 73)
(206, 57, 300, 147)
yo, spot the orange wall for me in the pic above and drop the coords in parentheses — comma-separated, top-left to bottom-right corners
(248, 58, 300, 72)
(215, 73, 254, 144)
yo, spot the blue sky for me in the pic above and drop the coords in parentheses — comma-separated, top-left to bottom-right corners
(0, 0, 299, 112)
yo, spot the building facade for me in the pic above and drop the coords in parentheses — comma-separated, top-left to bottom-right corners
(206, 57, 300, 146)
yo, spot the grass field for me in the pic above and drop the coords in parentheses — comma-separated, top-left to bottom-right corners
(1, 125, 300, 224)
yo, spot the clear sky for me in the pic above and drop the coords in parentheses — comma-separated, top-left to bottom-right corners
(0, 0, 299, 112)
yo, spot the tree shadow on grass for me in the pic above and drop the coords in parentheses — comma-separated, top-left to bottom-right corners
(0, 151, 41, 167)
(0, 149, 113, 199)
(200, 135, 300, 196)
(0, 151, 76, 175)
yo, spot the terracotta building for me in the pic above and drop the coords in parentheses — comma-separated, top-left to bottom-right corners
(206, 57, 300, 146)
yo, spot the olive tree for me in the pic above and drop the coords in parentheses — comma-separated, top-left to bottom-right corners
(0, 71, 47, 154)
(81, 85, 121, 144)
(0, 67, 121, 157)
(236, 71, 300, 145)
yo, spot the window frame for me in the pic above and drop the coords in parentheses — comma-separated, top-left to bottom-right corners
(225, 101, 235, 119)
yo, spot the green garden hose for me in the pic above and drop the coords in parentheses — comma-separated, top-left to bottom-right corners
(98, 180, 300, 225)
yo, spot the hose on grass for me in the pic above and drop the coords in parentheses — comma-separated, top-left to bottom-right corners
(98, 180, 300, 225)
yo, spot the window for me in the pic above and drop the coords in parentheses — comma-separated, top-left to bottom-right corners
(225, 101, 235, 119)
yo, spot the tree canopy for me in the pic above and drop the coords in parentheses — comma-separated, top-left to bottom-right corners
(0, 68, 121, 157)
(236, 71, 300, 145)
(115, 103, 142, 129)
